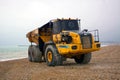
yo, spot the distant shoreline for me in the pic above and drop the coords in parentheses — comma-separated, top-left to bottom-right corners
(0, 57, 27, 62)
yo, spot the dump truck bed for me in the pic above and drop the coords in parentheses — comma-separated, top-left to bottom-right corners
(26, 28, 39, 45)
(26, 26, 52, 45)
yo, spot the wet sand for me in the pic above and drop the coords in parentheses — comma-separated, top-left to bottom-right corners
(0, 45, 120, 80)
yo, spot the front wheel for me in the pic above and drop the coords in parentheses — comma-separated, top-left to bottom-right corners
(74, 53, 91, 64)
(45, 45, 63, 66)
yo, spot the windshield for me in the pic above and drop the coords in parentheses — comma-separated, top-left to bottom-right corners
(58, 20, 79, 30)
(53, 20, 79, 34)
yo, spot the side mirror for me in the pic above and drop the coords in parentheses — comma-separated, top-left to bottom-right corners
(82, 29, 88, 32)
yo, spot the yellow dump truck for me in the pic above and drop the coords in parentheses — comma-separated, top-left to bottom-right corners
(26, 18, 100, 66)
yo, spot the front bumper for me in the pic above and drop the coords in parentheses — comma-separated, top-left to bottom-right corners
(56, 43, 100, 55)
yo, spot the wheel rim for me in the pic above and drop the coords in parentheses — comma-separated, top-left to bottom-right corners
(47, 51, 52, 62)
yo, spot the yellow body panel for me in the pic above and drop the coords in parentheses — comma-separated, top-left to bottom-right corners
(53, 31, 100, 58)
(53, 31, 81, 44)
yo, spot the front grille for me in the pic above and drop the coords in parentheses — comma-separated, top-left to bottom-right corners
(80, 34, 92, 49)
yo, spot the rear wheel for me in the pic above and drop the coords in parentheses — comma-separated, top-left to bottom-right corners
(28, 45, 42, 62)
(74, 53, 91, 64)
(28, 46, 32, 62)
(45, 45, 63, 66)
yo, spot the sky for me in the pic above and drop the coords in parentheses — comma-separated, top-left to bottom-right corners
(0, 0, 120, 45)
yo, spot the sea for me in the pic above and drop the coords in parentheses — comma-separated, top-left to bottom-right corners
(0, 45, 28, 61)
(0, 42, 119, 62)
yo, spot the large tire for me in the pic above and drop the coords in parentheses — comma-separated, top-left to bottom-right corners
(45, 45, 63, 66)
(28, 45, 42, 62)
(28, 45, 32, 62)
(74, 53, 91, 64)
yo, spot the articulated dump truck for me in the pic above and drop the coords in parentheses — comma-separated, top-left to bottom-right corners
(26, 18, 100, 66)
